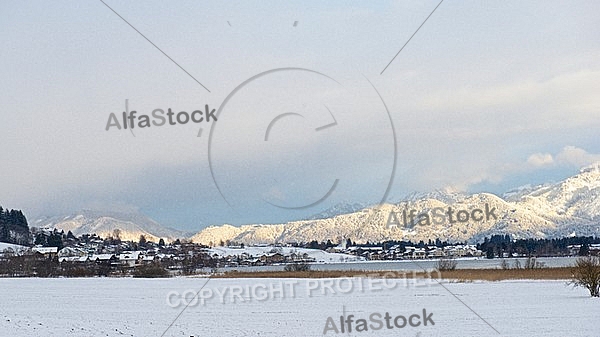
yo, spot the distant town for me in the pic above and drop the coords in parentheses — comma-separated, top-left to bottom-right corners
(1, 203, 599, 277)
(1, 224, 599, 278)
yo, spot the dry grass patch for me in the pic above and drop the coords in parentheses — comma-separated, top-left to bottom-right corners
(438, 268, 572, 281)
(215, 270, 404, 279)
(213, 267, 573, 281)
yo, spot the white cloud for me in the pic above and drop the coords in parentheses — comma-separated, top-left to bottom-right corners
(526, 153, 555, 168)
(435, 146, 600, 193)
(524, 146, 600, 170)
(555, 146, 600, 168)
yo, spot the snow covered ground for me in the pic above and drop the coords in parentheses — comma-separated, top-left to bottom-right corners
(208, 246, 365, 263)
(0, 242, 26, 250)
(0, 242, 28, 254)
(0, 277, 597, 336)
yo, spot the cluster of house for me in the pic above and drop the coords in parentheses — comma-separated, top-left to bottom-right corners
(567, 244, 600, 256)
(26, 242, 485, 268)
(27, 242, 318, 268)
(57, 247, 171, 266)
(327, 243, 483, 260)
(29, 245, 178, 267)
(217, 251, 316, 267)
(25, 241, 600, 268)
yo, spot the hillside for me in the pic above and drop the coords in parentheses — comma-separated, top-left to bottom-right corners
(33, 210, 189, 243)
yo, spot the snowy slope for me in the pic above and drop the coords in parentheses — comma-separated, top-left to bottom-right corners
(305, 202, 368, 220)
(0, 242, 28, 253)
(33, 210, 189, 243)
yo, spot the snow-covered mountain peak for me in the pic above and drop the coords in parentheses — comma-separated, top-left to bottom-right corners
(190, 165, 600, 245)
(580, 162, 600, 174)
(34, 210, 190, 243)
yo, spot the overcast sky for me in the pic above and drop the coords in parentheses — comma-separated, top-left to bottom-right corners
(1, 1, 599, 230)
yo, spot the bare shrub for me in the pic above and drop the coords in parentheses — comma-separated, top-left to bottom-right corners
(133, 263, 170, 278)
(513, 259, 522, 269)
(570, 256, 600, 297)
(284, 262, 311, 272)
(435, 258, 458, 271)
(524, 256, 545, 269)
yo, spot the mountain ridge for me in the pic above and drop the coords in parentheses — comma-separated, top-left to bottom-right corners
(191, 165, 600, 245)
(31, 164, 600, 245)
(33, 209, 191, 243)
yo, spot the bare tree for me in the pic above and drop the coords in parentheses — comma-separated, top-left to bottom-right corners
(112, 229, 121, 240)
(284, 262, 311, 272)
(435, 258, 458, 271)
(524, 256, 545, 269)
(570, 256, 600, 297)
(513, 259, 522, 269)
(138, 234, 147, 246)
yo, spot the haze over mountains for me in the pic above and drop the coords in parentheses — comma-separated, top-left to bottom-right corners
(34, 164, 600, 245)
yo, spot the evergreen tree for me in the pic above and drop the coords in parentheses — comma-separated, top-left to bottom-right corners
(47, 233, 63, 249)
(0, 205, 30, 244)
(579, 243, 590, 256)
(486, 247, 495, 259)
(34, 233, 47, 246)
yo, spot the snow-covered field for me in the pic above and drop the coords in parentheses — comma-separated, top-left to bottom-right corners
(0, 277, 597, 336)
(0, 242, 27, 252)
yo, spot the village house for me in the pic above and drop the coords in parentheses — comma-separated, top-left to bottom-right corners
(259, 252, 284, 264)
(32, 246, 59, 259)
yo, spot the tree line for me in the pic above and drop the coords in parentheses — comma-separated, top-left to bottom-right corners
(477, 234, 600, 258)
(0, 205, 30, 245)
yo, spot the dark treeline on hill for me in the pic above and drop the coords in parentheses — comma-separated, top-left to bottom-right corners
(0, 205, 30, 245)
(477, 234, 600, 258)
(33, 229, 68, 250)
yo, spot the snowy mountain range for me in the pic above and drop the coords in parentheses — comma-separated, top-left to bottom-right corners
(32, 210, 190, 243)
(191, 163, 600, 245)
(31, 163, 600, 245)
